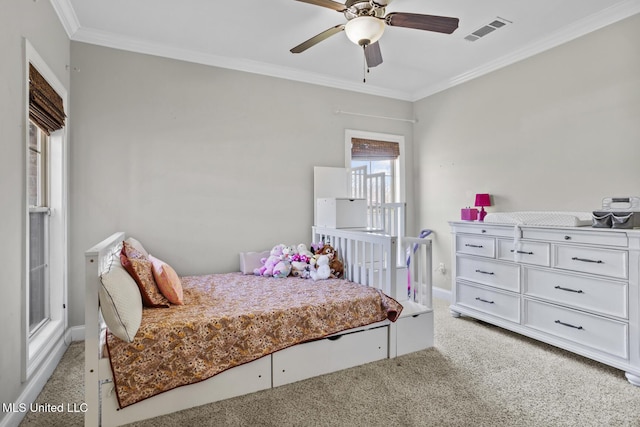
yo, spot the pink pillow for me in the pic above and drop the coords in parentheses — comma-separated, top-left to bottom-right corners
(120, 242, 169, 308)
(149, 255, 184, 305)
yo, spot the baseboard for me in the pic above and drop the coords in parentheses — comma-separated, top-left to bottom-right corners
(70, 325, 85, 342)
(0, 336, 69, 427)
(433, 287, 451, 302)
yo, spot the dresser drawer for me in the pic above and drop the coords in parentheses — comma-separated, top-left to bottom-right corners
(522, 228, 628, 247)
(498, 239, 550, 266)
(524, 299, 628, 359)
(452, 223, 514, 238)
(456, 256, 520, 292)
(456, 281, 520, 323)
(456, 235, 495, 258)
(524, 268, 628, 319)
(553, 245, 628, 279)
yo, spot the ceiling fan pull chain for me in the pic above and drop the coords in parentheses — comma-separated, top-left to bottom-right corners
(362, 45, 368, 83)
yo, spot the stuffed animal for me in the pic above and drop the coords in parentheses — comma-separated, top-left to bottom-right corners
(317, 243, 344, 279)
(290, 252, 311, 278)
(272, 245, 295, 278)
(297, 243, 314, 259)
(310, 241, 325, 254)
(272, 259, 292, 278)
(310, 254, 331, 281)
(254, 244, 285, 277)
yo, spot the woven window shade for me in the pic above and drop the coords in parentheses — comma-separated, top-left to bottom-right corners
(29, 64, 65, 135)
(351, 138, 400, 159)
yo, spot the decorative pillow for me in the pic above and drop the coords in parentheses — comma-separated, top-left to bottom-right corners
(149, 255, 184, 305)
(125, 237, 149, 258)
(99, 259, 142, 342)
(239, 250, 270, 275)
(120, 241, 170, 308)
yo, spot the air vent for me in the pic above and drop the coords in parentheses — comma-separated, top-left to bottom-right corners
(464, 17, 510, 42)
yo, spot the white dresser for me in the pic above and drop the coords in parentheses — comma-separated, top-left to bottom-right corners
(449, 221, 640, 385)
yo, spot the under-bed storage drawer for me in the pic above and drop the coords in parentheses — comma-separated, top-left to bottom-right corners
(272, 326, 388, 387)
(524, 299, 628, 359)
(396, 311, 434, 356)
(455, 281, 520, 324)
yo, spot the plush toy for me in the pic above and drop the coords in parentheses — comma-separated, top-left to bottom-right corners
(310, 241, 325, 254)
(272, 245, 295, 278)
(290, 252, 311, 279)
(254, 244, 285, 277)
(272, 258, 292, 278)
(317, 243, 344, 279)
(310, 254, 331, 281)
(297, 243, 314, 259)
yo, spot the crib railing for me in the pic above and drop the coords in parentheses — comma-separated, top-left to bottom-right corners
(312, 226, 432, 308)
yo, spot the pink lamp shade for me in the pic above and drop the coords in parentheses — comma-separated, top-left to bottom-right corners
(474, 193, 492, 221)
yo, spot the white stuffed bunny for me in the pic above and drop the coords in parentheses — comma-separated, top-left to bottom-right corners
(310, 254, 331, 281)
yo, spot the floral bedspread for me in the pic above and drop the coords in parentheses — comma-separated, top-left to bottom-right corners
(106, 272, 403, 408)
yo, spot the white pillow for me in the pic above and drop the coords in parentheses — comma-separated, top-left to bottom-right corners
(239, 250, 270, 274)
(99, 259, 143, 342)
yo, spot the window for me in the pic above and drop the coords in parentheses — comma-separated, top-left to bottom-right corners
(28, 121, 50, 336)
(344, 130, 405, 234)
(25, 41, 68, 379)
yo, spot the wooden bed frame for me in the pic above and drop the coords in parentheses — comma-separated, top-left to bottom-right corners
(85, 228, 433, 427)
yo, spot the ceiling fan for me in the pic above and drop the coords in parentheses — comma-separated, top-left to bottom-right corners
(290, 0, 459, 70)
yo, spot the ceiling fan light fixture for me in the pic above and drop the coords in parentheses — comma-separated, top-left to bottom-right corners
(345, 16, 385, 46)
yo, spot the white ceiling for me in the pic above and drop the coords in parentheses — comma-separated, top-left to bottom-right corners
(52, 0, 640, 101)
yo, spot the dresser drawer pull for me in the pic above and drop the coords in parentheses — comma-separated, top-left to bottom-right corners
(510, 249, 534, 255)
(475, 297, 495, 304)
(465, 244, 484, 248)
(571, 256, 603, 264)
(554, 285, 584, 294)
(554, 320, 583, 330)
(564, 236, 572, 240)
(475, 269, 494, 275)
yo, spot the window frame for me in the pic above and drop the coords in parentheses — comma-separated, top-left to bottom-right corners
(24, 39, 69, 380)
(344, 129, 406, 204)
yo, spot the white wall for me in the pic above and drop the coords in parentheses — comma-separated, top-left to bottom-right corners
(0, 0, 70, 422)
(69, 42, 415, 327)
(414, 13, 640, 291)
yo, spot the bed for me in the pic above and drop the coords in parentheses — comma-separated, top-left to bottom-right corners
(85, 227, 433, 427)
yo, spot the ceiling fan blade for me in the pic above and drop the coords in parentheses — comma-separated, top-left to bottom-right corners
(364, 42, 383, 68)
(294, 0, 347, 12)
(290, 25, 345, 53)
(385, 12, 459, 34)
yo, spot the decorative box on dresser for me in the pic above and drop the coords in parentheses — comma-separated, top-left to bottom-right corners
(449, 221, 640, 385)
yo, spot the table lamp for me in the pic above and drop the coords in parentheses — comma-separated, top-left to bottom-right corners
(475, 193, 492, 221)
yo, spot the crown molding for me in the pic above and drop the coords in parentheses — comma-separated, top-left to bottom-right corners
(412, 1, 640, 102)
(70, 26, 414, 101)
(53, 0, 639, 103)
(50, 0, 80, 37)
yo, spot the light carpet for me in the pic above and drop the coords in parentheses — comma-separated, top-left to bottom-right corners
(19, 298, 640, 426)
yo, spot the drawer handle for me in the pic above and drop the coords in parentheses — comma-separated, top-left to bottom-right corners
(571, 256, 603, 264)
(465, 244, 484, 248)
(475, 269, 494, 275)
(510, 249, 534, 255)
(475, 297, 495, 304)
(327, 335, 343, 341)
(564, 236, 572, 240)
(554, 285, 584, 294)
(554, 320, 583, 330)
